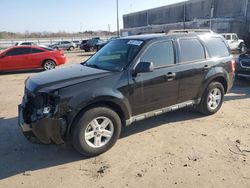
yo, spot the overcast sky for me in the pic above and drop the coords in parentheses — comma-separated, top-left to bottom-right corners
(0, 0, 185, 33)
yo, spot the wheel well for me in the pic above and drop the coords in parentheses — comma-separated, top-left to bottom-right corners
(68, 101, 126, 136)
(212, 76, 228, 93)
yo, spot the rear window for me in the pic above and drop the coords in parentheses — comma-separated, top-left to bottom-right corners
(179, 38, 205, 63)
(41, 47, 54, 51)
(203, 37, 230, 57)
(31, 48, 45, 53)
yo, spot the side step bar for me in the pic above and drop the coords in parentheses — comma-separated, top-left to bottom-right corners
(126, 100, 199, 126)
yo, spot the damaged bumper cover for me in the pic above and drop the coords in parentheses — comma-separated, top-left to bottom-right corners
(18, 104, 66, 145)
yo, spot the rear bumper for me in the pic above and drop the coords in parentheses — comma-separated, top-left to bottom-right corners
(56, 56, 66, 66)
(18, 105, 66, 145)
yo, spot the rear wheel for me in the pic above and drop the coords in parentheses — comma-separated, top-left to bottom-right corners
(69, 46, 74, 51)
(71, 107, 122, 157)
(197, 82, 225, 115)
(43, 60, 56, 71)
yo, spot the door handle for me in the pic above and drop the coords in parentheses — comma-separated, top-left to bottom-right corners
(203, 65, 211, 71)
(165, 72, 176, 81)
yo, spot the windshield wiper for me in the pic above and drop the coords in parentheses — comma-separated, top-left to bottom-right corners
(85, 63, 101, 69)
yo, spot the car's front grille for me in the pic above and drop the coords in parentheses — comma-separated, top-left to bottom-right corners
(240, 60, 250, 68)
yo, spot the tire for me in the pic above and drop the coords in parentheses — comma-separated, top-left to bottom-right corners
(69, 46, 74, 51)
(239, 43, 246, 53)
(90, 47, 95, 52)
(43, 60, 56, 71)
(197, 82, 225, 115)
(71, 107, 122, 157)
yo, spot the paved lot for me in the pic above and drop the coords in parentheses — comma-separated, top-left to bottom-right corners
(0, 51, 250, 188)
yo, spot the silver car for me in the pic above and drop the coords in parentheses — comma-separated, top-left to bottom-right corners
(49, 41, 76, 51)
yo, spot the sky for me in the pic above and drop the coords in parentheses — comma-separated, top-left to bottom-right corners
(0, 0, 185, 33)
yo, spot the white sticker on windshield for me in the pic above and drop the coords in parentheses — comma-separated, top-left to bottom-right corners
(127, 40, 143, 46)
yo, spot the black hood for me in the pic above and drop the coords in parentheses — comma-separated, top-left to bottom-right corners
(26, 64, 113, 92)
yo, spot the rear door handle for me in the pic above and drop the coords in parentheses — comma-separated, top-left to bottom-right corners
(203, 65, 211, 71)
(166, 72, 176, 81)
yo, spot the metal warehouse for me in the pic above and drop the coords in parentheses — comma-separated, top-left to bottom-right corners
(122, 0, 250, 40)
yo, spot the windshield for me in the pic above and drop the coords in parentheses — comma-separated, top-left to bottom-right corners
(84, 39, 144, 72)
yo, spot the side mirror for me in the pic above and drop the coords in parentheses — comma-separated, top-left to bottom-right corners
(134, 61, 154, 74)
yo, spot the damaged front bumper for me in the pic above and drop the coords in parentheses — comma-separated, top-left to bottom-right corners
(18, 104, 66, 145)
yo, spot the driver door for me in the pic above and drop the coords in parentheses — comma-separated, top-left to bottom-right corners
(129, 40, 180, 116)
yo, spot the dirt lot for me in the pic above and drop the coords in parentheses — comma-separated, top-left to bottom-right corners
(0, 51, 250, 188)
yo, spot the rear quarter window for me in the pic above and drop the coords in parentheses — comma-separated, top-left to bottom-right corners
(203, 37, 230, 58)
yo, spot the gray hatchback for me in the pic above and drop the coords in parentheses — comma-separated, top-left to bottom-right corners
(49, 41, 76, 51)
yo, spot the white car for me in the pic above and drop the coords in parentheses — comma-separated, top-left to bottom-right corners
(15, 41, 37, 46)
(221, 33, 245, 53)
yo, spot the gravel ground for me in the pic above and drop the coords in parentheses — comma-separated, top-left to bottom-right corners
(0, 51, 250, 188)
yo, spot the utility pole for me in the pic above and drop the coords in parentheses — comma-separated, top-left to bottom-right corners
(183, 3, 186, 29)
(116, 0, 120, 37)
(210, 0, 215, 30)
(245, 0, 249, 20)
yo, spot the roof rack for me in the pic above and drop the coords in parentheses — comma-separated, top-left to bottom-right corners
(167, 29, 215, 34)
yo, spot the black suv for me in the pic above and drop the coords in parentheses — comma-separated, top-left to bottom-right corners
(19, 33, 235, 156)
(81, 39, 104, 52)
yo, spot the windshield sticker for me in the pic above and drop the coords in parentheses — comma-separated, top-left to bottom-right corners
(127, 40, 143, 46)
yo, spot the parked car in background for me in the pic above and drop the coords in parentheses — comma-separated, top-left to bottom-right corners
(81, 38, 104, 52)
(0, 46, 66, 71)
(73, 40, 81, 48)
(221, 33, 246, 53)
(48, 41, 76, 51)
(97, 37, 120, 51)
(15, 41, 37, 46)
(79, 39, 89, 50)
(236, 50, 250, 79)
(18, 33, 235, 156)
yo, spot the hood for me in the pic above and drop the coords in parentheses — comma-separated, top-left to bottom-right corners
(26, 64, 113, 92)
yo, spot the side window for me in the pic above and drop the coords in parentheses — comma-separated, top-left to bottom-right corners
(6, 49, 20, 56)
(179, 38, 205, 63)
(232, 35, 237, 40)
(226, 35, 231, 40)
(22, 42, 31, 45)
(6, 48, 31, 56)
(203, 37, 230, 57)
(31, 48, 44, 54)
(140, 41, 175, 68)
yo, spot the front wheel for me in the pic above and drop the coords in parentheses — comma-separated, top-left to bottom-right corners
(239, 43, 246, 53)
(71, 107, 122, 157)
(43, 60, 56, 71)
(69, 46, 74, 51)
(197, 82, 225, 115)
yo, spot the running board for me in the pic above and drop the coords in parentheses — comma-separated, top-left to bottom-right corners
(126, 100, 200, 126)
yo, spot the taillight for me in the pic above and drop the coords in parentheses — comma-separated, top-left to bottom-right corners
(231, 60, 236, 73)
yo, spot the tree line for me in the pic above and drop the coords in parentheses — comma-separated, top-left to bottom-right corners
(0, 30, 117, 39)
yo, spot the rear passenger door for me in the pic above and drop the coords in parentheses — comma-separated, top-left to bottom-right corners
(130, 40, 180, 116)
(177, 38, 214, 103)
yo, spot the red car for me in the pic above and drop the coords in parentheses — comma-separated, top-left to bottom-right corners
(0, 46, 66, 71)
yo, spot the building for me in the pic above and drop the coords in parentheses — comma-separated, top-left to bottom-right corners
(122, 0, 250, 41)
